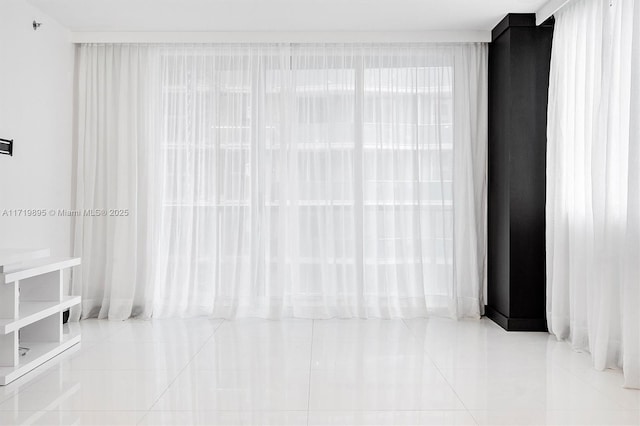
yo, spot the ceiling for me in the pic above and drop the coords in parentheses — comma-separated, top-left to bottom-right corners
(27, 0, 550, 33)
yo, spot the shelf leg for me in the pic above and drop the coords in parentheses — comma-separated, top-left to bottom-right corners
(0, 332, 18, 367)
(0, 282, 18, 319)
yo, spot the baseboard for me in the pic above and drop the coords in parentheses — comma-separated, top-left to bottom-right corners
(484, 305, 548, 332)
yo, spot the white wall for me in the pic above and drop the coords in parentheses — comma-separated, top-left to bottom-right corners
(0, 0, 74, 257)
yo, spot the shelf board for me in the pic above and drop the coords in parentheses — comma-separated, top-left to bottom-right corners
(1, 257, 81, 284)
(0, 331, 81, 386)
(0, 296, 81, 335)
(0, 249, 50, 269)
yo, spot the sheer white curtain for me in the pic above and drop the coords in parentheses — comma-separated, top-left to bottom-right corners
(72, 44, 158, 320)
(151, 45, 291, 317)
(73, 43, 487, 320)
(547, 0, 640, 388)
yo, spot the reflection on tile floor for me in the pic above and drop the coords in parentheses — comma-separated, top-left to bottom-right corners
(0, 317, 638, 425)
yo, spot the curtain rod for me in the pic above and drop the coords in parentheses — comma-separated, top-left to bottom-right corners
(71, 31, 491, 44)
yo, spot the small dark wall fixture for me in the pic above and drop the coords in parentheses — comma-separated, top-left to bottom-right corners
(486, 14, 554, 332)
(0, 138, 13, 156)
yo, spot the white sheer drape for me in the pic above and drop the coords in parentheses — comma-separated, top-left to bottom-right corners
(73, 43, 487, 320)
(73, 45, 157, 320)
(547, 0, 640, 388)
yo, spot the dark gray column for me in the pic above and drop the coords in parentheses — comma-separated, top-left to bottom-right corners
(486, 13, 553, 331)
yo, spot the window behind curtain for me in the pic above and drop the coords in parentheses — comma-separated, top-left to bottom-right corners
(151, 45, 471, 318)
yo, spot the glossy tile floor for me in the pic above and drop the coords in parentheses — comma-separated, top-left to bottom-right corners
(0, 318, 638, 425)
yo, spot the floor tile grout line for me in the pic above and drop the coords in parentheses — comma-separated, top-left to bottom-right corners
(400, 318, 419, 342)
(306, 319, 315, 426)
(401, 318, 479, 424)
(465, 408, 482, 425)
(136, 318, 226, 425)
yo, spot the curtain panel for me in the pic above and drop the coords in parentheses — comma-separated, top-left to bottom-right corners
(72, 45, 157, 320)
(73, 43, 488, 320)
(547, 0, 640, 388)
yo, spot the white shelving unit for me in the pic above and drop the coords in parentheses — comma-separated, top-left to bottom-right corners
(0, 249, 81, 385)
